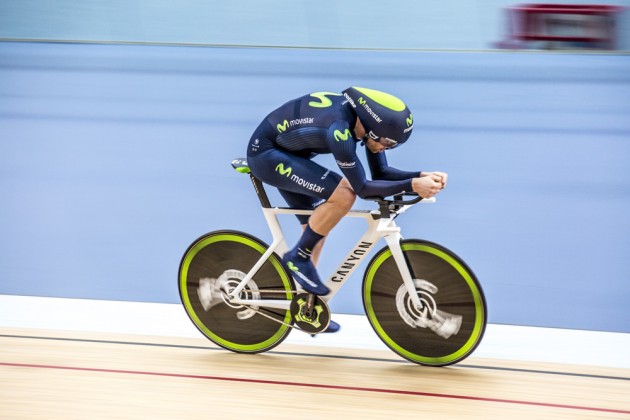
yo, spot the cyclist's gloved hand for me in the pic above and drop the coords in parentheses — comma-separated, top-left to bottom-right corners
(421, 171, 448, 189)
(412, 172, 447, 198)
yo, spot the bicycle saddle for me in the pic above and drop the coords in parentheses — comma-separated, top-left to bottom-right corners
(231, 157, 250, 174)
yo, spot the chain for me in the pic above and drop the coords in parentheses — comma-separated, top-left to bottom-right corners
(244, 303, 312, 332)
(220, 289, 308, 333)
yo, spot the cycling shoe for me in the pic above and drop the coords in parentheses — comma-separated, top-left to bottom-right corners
(282, 252, 330, 295)
(323, 320, 340, 333)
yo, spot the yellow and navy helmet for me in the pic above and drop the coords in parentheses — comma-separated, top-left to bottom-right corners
(342, 87, 413, 147)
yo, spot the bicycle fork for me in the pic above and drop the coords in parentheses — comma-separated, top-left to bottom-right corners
(380, 225, 426, 312)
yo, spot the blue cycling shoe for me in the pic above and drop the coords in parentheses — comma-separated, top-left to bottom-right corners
(323, 320, 340, 333)
(282, 250, 330, 296)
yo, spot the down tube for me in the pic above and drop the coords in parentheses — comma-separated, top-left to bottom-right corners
(323, 225, 382, 300)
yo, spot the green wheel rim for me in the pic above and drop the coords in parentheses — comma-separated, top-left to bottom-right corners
(364, 243, 485, 365)
(179, 233, 292, 352)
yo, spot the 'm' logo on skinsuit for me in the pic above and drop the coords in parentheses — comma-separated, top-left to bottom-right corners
(358, 97, 366, 105)
(277, 120, 289, 133)
(275, 163, 292, 177)
(334, 128, 351, 142)
(308, 92, 342, 108)
(406, 114, 413, 127)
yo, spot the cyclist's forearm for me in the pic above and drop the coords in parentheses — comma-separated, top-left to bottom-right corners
(365, 146, 420, 181)
(373, 166, 421, 181)
(353, 178, 414, 199)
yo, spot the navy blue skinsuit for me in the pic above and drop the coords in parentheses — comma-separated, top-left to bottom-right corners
(247, 91, 420, 223)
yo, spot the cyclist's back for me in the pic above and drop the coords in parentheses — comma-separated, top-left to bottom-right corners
(251, 91, 353, 155)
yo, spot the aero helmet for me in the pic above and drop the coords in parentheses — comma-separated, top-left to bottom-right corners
(342, 87, 413, 148)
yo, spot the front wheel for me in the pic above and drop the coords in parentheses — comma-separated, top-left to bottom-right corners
(362, 239, 486, 366)
(178, 230, 294, 353)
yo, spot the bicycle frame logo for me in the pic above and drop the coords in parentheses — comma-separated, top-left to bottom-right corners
(331, 241, 372, 282)
(334, 128, 352, 142)
(275, 163, 292, 177)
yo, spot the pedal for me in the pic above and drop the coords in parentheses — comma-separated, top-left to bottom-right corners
(289, 293, 331, 334)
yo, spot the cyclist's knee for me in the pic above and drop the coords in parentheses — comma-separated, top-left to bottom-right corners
(330, 178, 356, 210)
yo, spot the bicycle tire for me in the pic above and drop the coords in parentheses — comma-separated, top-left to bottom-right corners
(178, 230, 294, 353)
(362, 239, 486, 366)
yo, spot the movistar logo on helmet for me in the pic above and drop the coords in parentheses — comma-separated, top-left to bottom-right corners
(355, 95, 382, 124)
(404, 113, 414, 133)
(334, 128, 351, 142)
(277, 120, 289, 133)
(275, 163, 292, 177)
(343, 92, 356, 108)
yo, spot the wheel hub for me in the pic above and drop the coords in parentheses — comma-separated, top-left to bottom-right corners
(396, 279, 463, 339)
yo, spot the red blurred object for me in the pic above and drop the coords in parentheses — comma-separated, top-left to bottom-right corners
(499, 3, 624, 49)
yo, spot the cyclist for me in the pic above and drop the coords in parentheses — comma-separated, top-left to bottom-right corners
(246, 87, 447, 332)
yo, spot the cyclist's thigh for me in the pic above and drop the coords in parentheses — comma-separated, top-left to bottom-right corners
(278, 189, 324, 225)
(248, 147, 342, 201)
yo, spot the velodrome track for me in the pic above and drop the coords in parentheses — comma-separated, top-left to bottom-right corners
(1, 296, 629, 419)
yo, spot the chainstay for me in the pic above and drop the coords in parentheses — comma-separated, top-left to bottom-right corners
(254, 289, 300, 295)
(220, 289, 311, 333)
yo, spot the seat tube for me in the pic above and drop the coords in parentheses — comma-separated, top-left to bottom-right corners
(383, 233, 424, 309)
(228, 207, 287, 299)
(262, 207, 289, 256)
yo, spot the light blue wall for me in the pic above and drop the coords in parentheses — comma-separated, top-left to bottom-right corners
(1, 0, 629, 50)
(1, 42, 629, 333)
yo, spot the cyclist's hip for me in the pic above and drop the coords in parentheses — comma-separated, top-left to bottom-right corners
(247, 148, 340, 200)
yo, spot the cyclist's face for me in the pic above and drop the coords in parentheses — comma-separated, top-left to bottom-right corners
(353, 117, 367, 139)
(365, 137, 387, 153)
(354, 118, 398, 153)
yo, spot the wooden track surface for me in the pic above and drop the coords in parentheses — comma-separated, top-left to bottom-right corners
(1, 327, 629, 419)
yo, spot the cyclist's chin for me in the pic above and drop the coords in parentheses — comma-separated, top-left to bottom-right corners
(366, 143, 385, 154)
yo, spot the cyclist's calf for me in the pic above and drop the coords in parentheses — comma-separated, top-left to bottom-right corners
(310, 178, 356, 235)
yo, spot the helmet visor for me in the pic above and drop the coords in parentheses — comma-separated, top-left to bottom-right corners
(377, 137, 399, 149)
(365, 131, 400, 149)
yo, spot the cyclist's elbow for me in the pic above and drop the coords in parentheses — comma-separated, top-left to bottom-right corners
(354, 185, 371, 200)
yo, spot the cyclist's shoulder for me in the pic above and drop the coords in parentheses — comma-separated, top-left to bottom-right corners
(266, 91, 354, 129)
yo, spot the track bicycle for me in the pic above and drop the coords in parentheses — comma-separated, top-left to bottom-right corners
(178, 157, 487, 366)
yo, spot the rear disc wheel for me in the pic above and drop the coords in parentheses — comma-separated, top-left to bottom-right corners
(178, 230, 294, 353)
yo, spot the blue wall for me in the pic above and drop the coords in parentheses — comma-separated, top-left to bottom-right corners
(1, 42, 629, 332)
(1, 0, 629, 50)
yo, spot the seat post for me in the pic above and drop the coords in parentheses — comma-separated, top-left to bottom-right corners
(249, 174, 271, 208)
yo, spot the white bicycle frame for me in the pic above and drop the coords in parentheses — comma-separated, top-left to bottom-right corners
(226, 198, 435, 311)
